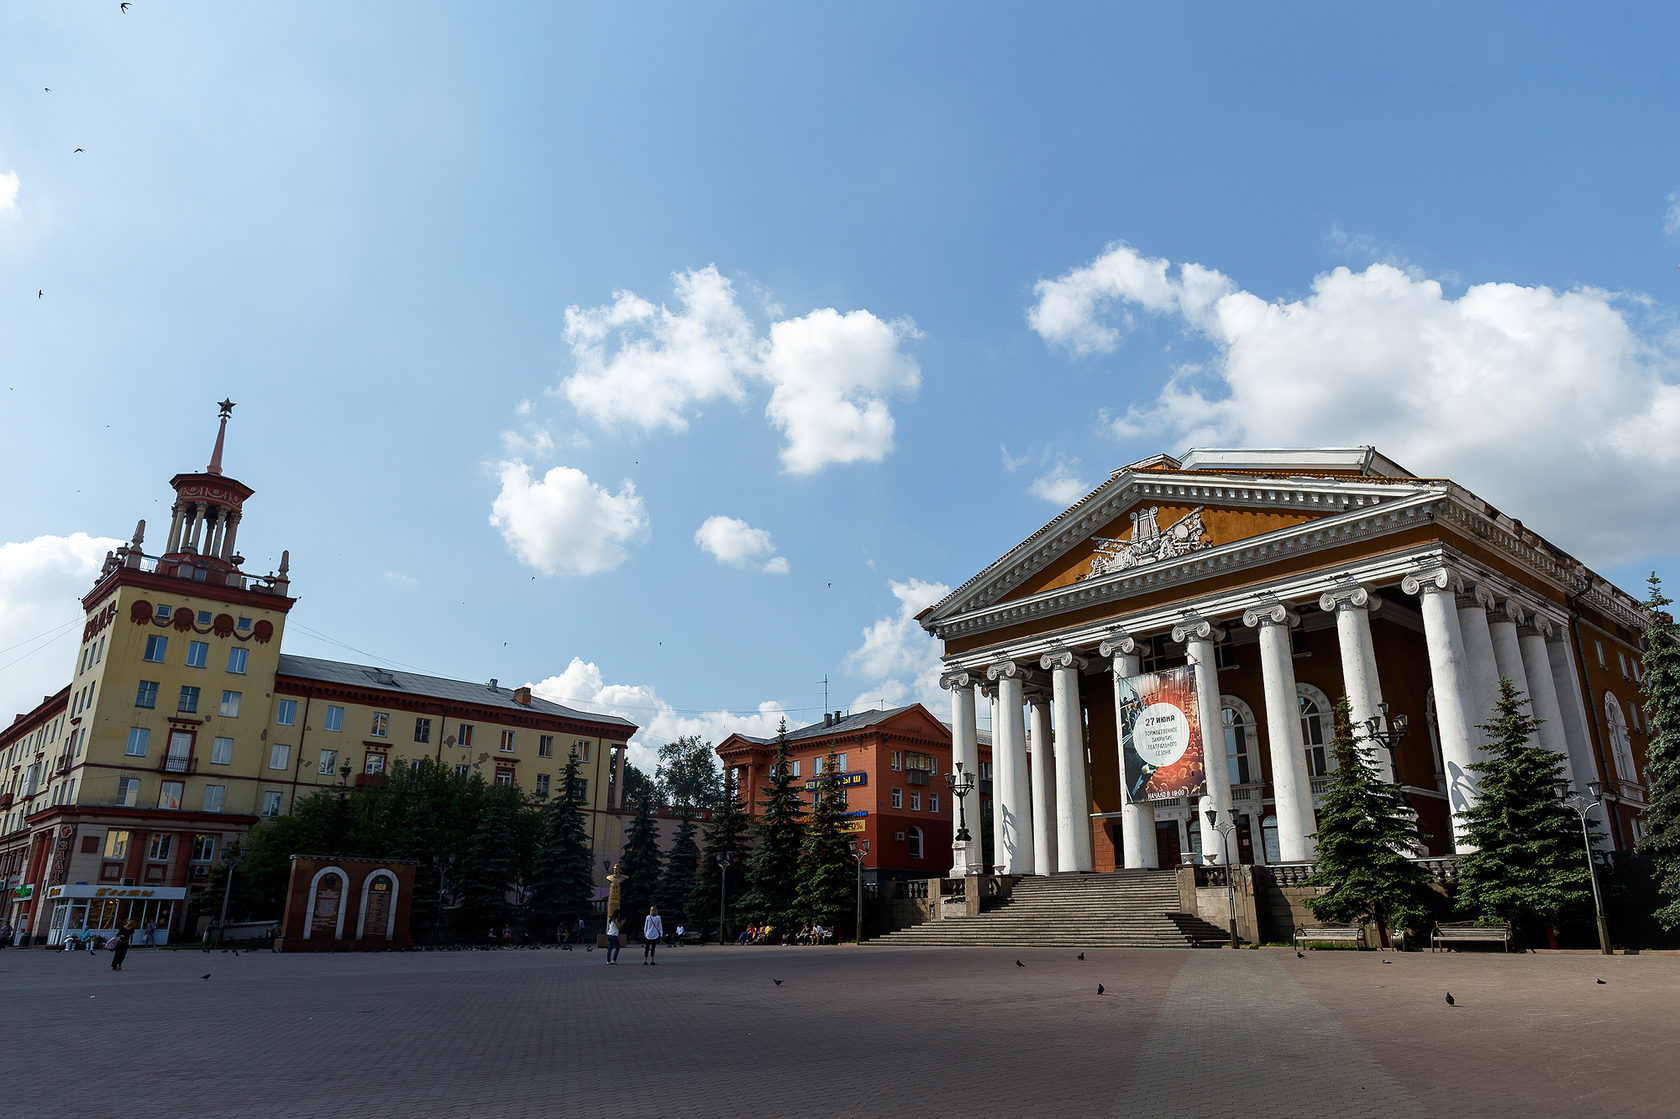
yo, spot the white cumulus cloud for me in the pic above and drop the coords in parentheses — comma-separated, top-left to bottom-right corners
(694, 514, 788, 574)
(0, 171, 18, 213)
(1028, 461, 1092, 506)
(528, 657, 789, 773)
(0, 533, 123, 724)
(1666, 190, 1680, 236)
(842, 578, 951, 715)
(556, 266, 920, 473)
(1030, 241, 1680, 566)
(489, 461, 648, 576)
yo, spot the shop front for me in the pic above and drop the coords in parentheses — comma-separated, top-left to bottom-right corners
(43, 884, 187, 947)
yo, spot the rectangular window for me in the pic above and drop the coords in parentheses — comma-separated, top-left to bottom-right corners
(125, 727, 150, 757)
(414, 717, 432, 744)
(116, 777, 140, 806)
(227, 647, 248, 674)
(186, 640, 209, 668)
(318, 750, 339, 776)
(536, 773, 551, 797)
(202, 784, 226, 813)
(157, 781, 183, 811)
(837, 753, 847, 772)
(261, 791, 282, 817)
(891, 788, 902, 808)
(495, 770, 514, 787)
(930, 793, 940, 814)
(910, 791, 921, 811)
(1596, 640, 1607, 668)
(136, 680, 159, 708)
(580, 740, 592, 763)
(177, 686, 200, 714)
(569, 777, 588, 802)
(905, 751, 934, 772)
(891, 751, 902, 771)
(458, 723, 474, 747)
(96, 635, 104, 662)
(790, 760, 801, 777)
(324, 705, 344, 732)
(191, 834, 216, 862)
(219, 690, 242, 718)
(104, 829, 131, 859)
(149, 833, 172, 860)
(500, 729, 516, 752)
(236, 616, 252, 632)
(539, 735, 554, 758)
(276, 699, 297, 726)
(454, 764, 469, 777)
(210, 736, 234, 765)
(144, 635, 168, 662)
(814, 756, 824, 776)
(364, 751, 385, 775)
(1619, 652, 1630, 679)
(196, 610, 212, 626)
(370, 713, 388, 738)
(154, 605, 171, 622)
(269, 743, 291, 770)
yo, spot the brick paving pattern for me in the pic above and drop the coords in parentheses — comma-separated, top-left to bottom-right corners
(2, 943, 1674, 1118)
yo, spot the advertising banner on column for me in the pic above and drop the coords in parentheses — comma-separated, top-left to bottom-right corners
(1117, 664, 1205, 803)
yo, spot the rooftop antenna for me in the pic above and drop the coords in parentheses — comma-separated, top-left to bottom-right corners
(819, 674, 830, 716)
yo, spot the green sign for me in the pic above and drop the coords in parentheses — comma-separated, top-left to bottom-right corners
(13, 884, 32, 900)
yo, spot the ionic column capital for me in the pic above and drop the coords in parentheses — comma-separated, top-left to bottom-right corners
(1039, 649, 1088, 673)
(1241, 602, 1299, 630)
(986, 659, 1028, 683)
(1318, 582, 1382, 614)
(1401, 564, 1464, 597)
(1489, 598, 1527, 627)
(1097, 628, 1140, 658)
(1171, 617, 1225, 644)
(1517, 615, 1554, 640)
(1455, 582, 1496, 612)
(939, 669, 980, 691)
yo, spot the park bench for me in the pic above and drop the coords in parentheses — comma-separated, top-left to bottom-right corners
(1430, 922, 1512, 952)
(1294, 925, 1367, 950)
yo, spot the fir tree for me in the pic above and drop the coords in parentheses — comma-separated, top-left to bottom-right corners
(616, 794, 664, 926)
(688, 770, 751, 941)
(457, 778, 519, 933)
(793, 747, 855, 936)
(655, 810, 700, 925)
(527, 752, 596, 937)
(739, 721, 804, 929)
(1302, 697, 1434, 945)
(1639, 573, 1680, 930)
(1455, 677, 1599, 945)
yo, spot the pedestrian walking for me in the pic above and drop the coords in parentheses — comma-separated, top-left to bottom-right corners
(0, 922, 12, 949)
(605, 911, 622, 964)
(642, 906, 663, 965)
(109, 927, 130, 972)
(143, 920, 156, 947)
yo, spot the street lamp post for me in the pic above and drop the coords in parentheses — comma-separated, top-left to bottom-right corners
(1202, 809, 1238, 948)
(1557, 781, 1613, 956)
(945, 762, 976, 874)
(717, 851, 733, 946)
(215, 841, 244, 948)
(852, 838, 870, 943)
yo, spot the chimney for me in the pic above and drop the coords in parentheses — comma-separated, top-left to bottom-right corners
(488, 678, 498, 692)
(823, 713, 834, 728)
(513, 686, 532, 706)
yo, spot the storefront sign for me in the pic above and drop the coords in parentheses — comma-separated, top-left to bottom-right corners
(46, 884, 186, 901)
(1118, 664, 1205, 803)
(838, 819, 866, 835)
(12, 884, 31, 900)
(803, 771, 867, 789)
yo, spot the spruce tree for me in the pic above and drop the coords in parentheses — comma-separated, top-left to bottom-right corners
(740, 721, 804, 929)
(457, 778, 518, 934)
(1455, 677, 1599, 945)
(1639, 574, 1680, 930)
(527, 752, 596, 937)
(616, 794, 664, 926)
(1302, 697, 1434, 945)
(655, 811, 700, 925)
(688, 770, 751, 941)
(793, 747, 855, 937)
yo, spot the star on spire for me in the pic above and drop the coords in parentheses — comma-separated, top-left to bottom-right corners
(217, 398, 236, 418)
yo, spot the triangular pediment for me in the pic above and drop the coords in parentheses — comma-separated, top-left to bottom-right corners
(921, 458, 1436, 626)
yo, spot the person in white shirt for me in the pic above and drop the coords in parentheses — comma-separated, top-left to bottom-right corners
(642, 907, 663, 965)
(605, 912, 622, 964)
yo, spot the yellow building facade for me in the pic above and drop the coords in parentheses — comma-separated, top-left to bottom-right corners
(1, 404, 635, 946)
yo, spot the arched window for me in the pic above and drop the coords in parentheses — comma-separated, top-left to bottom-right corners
(907, 826, 924, 860)
(1298, 684, 1333, 776)
(1221, 697, 1259, 788)
(1604, 694, 1639, 784)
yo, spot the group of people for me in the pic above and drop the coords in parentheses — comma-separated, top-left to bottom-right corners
(735, 922, 831, 945)
(603, 906, 667, 965)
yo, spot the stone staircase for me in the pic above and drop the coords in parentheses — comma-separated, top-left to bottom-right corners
(871, 870, 1229, 949)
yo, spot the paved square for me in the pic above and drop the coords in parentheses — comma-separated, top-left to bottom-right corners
(3, 943, 1674, 1118)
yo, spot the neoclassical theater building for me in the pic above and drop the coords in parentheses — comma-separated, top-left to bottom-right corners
(922, 448, 1651, 876)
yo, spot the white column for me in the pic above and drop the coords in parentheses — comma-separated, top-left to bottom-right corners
(1517, 619, 1571, 762)
(985, 661, 1034, 875)
(1457, 585, 1501, 753)
(1171, 618, 1234, 865)
(941, 671, 982, 875)
(1241, 605, 1316, 862)
(1100, 631, 1156, 869)
(1487, 599, 1533, 729)
(1040, 650, 1093, 872)
(1319, 584, 1391, 781)
(1403, 566, 1480, 850)
(1546, 635, 1603, 800)
(166, 502, 186, 553)
(222, 512, 241, 560)
(1027, 691, 1058, 875)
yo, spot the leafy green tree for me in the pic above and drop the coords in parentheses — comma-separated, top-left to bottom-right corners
(457, 777, 519, 934)
(528, 752, 597, 937)
(616, 794, 664, 926)
(658, 734, 722, 813)
(1455, 677, 1599, 944)
(655, 810, 700, 925)
(622, 760, 661, 809)
(794, 747, 855, 936)
(1639, 573, 1680, 931)
(1303, 697, 1434, 945)
(688, 770, 751, 941)
(740, 721, 803, 928)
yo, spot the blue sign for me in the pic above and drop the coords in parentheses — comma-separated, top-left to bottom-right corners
(804, 771, 867, 789)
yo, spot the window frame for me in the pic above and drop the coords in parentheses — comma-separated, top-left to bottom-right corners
(143, 634, 168, 663)
(186, 640, 209, 669)
(209, 736, 234, 766)
(226, 646, 248, 674)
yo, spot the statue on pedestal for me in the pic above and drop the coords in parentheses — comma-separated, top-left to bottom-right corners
(606, 862, 626, 917)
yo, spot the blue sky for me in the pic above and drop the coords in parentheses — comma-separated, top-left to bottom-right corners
(4, 4, 1679, 769)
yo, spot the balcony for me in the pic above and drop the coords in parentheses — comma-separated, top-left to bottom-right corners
(158, 755, 197, 775)
(0, 792, 12, 809)
(906, 769, 931, 786)
(355, 772, 388, 789)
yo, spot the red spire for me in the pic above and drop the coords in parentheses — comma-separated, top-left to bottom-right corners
(207, 399, 235, 474)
